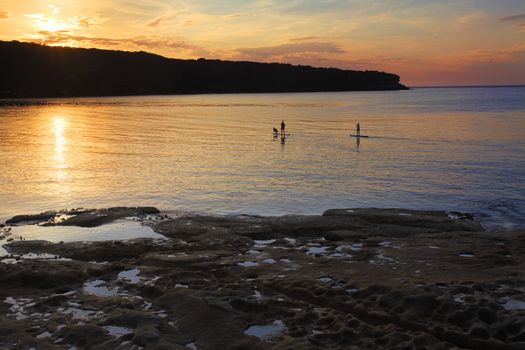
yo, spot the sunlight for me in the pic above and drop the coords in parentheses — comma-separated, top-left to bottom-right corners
(52, 117, 67, 169)
(38, 18, 66, 32)
(26, 13, 69, 32)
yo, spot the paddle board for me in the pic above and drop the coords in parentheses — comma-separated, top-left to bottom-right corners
(350, 134, 369, 138)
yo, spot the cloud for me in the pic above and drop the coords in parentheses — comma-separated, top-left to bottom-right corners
(500, 13, 525, 21)
(146, 13, 180, 28)
(24, 13, 103, 31)
(455, 12, 486, 27)
(289, 36, 319, 42)
(0, 10, 9, 19)
(235, 41, 345, 61)
(271, 0, 349, 15)
(27, 31, 209, 57)
(500, 13, 525, 31)
(147, 16, 166, 27)
(459, 43, 525, 64)
(71, 16, 101, 28)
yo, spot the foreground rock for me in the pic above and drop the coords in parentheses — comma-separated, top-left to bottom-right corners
(0, 208, 524, 349)
(6, 207, 160, 227)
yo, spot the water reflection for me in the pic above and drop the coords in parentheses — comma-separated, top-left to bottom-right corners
(52, 117, 67, 169)
(0, 89, 523, 229)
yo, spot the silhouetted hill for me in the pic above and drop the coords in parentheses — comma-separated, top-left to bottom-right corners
(0, 41, 408, 98)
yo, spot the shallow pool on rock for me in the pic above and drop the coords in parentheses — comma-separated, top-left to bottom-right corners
(0, 219, 166, 257)
(244, 320, 286, 340)
(8, 220, 165, 243)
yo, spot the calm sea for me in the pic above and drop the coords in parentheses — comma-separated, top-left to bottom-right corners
(1, 87, 524, 229)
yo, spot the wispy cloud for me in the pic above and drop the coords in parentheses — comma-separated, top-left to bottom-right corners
(500, 12, 525, 31)
(72, 16, 101, 28)
(146, 13, 179, 28)
(455, 12, 486, 27)
(147, 16, 166, 27)
(500, 13, 525, 21)
(28, 31, 208, 57)
(24, 13, 103, 32)
(459, 43, 525, 64)
(235, 41, 344, 61)
(0, 10, 9, 19)
(289, 36, 319, 42)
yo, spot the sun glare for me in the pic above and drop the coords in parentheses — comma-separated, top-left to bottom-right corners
(37, 17, 68, 32)
(39, 19, 64, 32)
(52, 117, 67, 169)
(25, 10, 70, 33)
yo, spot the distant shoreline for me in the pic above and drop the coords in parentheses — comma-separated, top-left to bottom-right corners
(0, 40, 408, 99)
(2, 85, 524, 103)
(413, 84, 525, 89)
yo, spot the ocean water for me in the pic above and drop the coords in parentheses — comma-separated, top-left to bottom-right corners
(0, 87, 524, 230)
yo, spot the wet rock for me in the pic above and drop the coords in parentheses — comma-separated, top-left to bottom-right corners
(478, 307, 498, 324)
(5, 211, 57, 225)
(62, 324, 114, 348)
(133, 326, 161, 345)
(0, 207, 524, 350)
(105, 310, 164, 328)
(52, 207, 160, 227)
(469, 324, 491, 339)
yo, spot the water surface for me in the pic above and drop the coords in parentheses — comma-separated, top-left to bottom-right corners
(1, 87, 524, 229)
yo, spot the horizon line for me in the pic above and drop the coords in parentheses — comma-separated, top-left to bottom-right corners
(412, 84, 525, 89)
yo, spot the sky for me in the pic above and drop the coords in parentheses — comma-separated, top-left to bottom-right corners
(1, 0, 524, 86)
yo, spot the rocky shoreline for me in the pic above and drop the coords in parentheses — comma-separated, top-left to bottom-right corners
(0, 207, 524, 349)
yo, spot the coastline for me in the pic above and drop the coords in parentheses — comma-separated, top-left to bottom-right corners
(1, 207, 524, 349)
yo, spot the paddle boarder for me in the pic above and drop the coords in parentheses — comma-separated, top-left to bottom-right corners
(356, 122, 360, 137)
(281, 120, 286, 134)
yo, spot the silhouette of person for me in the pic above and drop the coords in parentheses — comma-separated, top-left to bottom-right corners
(281, 120, 286, 134)
(273, 127, 278, 137)
(356, 122, 360, 136)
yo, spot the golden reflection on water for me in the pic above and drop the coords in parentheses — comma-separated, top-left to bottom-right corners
(0, 90, 523, 228)
(52, 117, 67, 170)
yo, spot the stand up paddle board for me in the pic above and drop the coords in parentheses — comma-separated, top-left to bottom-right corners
(350, 134, 369, 138)
(274, 132, 291, 136)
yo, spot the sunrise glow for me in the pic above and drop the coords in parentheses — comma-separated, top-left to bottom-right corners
(1, 1, 524, 86)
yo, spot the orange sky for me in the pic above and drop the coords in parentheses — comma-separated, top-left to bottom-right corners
(1, 0, 524, 86)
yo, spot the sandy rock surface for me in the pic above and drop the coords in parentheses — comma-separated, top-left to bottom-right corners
(0, 208, 524, 349)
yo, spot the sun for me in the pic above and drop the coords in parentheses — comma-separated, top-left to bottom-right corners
(37, 17, 67, 32)
(25, 10, 70, 33)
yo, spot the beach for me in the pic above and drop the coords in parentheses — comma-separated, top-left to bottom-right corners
(2, 1, 524, 348)
(1, 206, 524, 349)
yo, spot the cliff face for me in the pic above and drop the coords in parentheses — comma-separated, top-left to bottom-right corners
(0, 41, 408, 98)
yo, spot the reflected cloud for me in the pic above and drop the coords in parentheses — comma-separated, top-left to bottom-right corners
(0, 10, 9, 20)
